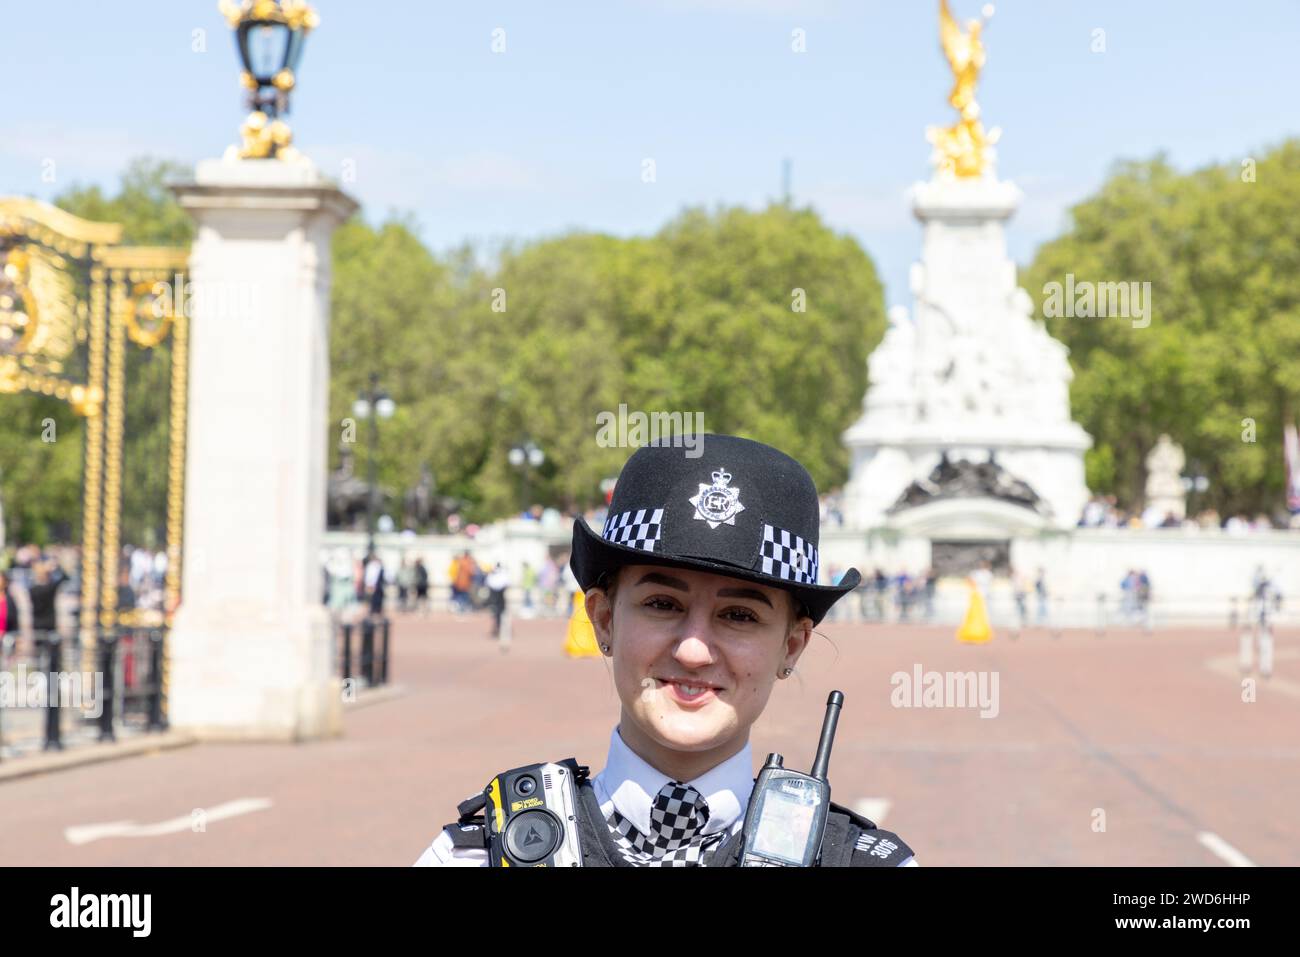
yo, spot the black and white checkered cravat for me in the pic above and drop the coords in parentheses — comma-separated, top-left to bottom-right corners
(607, 780, 725, 867)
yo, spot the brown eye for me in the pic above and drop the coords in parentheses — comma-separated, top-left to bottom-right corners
(722, 607, 759, 623)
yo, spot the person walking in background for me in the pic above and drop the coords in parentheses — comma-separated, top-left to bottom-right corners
(396, 558, 414, 612)
(1120, 569, 1138, 623)
(871, 568, 888, 620)
(413, 558, 430, 615)
(354, 557, 367, 604)
(326, 550, 358, 622)
(1137, 569, 1152, 632)
(447, 553, 463, 614)
(28, 560, 67, 636)
(1035, 567, 1049, 625)
(1012, 566, 1031, 636)
(520, 561, 537, 615)
(895, 570, 913, 622)
(364, 552, 386, 618)
(485, 562, 510, 640)
(0, 569, 19, 662)
(538, 554, 560, 616)
(923, 567, 937, 621)
(453, 550, 475, 614)
(469, 556, 487, 610)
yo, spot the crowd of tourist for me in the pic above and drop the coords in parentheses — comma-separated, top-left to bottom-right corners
(1077, 495, 1296, 531)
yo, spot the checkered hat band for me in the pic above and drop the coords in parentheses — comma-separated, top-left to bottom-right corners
(602, 507, 664, 552)
(759, 524, 819, 585)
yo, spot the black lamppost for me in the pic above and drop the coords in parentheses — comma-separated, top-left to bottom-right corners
(353, 373, 395, 553)
(508, 440, 545, 515)
(220, 0, 318, 159)
(1182, 462, 1209, 519)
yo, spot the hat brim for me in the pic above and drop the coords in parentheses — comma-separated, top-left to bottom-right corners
(570, 518, 859, 627)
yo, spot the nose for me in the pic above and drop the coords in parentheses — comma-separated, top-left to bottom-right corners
(671, 605, 717, 669)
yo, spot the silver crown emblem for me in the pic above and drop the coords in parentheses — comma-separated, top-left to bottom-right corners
(689, 466, 745, 529)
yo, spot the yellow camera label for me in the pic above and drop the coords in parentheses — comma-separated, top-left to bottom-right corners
(511, 797, 544, 812)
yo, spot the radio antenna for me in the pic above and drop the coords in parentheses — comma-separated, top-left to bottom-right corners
(809, 691, 844, 782)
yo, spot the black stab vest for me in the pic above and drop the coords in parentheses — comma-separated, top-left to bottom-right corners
(442, 762, 915, 868)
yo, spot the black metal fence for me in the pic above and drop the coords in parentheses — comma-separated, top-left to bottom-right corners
(335, 616, 391, 691)
(0, 627, 168, 759)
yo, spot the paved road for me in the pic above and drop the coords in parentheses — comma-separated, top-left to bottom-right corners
(2, 611, 1296, 866)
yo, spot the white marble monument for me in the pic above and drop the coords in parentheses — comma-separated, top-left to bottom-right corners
(843, 2, 1090, 534)
(167, 155, 356, 740)
(842, 176, 1092, 531)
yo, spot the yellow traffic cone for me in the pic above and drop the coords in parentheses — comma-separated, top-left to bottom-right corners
(957, 580, 993, 643)
(563, 590, 602, 657)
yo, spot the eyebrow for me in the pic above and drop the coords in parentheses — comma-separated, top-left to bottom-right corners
(633, 572, 774, 608)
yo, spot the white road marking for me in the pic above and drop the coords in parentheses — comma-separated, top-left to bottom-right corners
(1196, 831, 1256, 867)
(852, 798, 892, 825)
(64, 798, 273, 845)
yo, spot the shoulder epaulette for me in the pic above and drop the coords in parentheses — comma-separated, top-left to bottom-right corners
(821, 801, 915, 867)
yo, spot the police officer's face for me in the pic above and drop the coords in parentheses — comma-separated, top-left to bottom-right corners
(588, 564, 811, 760)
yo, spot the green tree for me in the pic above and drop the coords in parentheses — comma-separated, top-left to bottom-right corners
(5, 157, 889, 538)
(1022, 141, 1300, 517)
(54, 157, 194, 246)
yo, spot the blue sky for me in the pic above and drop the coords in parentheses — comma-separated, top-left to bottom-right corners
(8, 1, 1298, 307)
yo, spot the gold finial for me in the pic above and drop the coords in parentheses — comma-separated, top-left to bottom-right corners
(926, 1, 1000, 179)
(237, 110, 299, 161)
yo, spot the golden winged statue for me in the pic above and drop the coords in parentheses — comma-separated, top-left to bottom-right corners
(927, 1, 1000, 179)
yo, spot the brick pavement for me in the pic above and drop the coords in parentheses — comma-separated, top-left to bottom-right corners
(1, 610, 1295, 866)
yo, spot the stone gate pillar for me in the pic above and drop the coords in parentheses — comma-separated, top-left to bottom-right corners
(168, 157, 357, 740)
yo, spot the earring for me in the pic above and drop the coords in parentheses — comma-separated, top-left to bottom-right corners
(781, 667, 793, 678)
(601, 643, 611, 653)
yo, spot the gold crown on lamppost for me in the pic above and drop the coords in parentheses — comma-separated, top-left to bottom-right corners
(217, 0, 320, 161)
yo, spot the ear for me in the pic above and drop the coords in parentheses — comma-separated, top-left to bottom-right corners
(782, 612, 813, 672)
(586, 586, 615, 651)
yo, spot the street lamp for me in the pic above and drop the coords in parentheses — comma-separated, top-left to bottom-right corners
(354, 372, 396, 553)
(508, 440, 545, 515)
(1181, 462, 1209, 519)
(219, 0, 319, 159)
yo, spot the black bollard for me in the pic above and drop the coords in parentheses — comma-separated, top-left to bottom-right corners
(340, 621, 353, 681)
(42, 633, 63, 751)
(146, 629, 167, 731)
(360, 617, 375, 686)
(98, 631, 118, 742)
(380, 618, 390, 685)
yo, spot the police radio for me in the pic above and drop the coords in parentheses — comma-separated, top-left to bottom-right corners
(483, 759, 586, 867)
(739, 691, 844, 867)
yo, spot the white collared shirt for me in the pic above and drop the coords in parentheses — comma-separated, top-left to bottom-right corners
(413, 726, 917, 867)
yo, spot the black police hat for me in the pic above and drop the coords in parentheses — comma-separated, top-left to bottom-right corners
(571, 434, 860, 626)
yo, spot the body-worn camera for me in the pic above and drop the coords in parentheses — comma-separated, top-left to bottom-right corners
(484, 759, 585, 867)
(739, 690, 845, 866)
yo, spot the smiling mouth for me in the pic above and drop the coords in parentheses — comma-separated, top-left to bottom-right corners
(656, 678, 722, 702)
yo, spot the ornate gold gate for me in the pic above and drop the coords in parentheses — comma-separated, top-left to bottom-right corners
(0, 197, 188, 713)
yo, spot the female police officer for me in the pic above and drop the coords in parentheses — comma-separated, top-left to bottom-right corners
(414, 433, 917, 867)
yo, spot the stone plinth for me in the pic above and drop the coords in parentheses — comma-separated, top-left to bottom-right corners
(168, 157, 357, 740)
